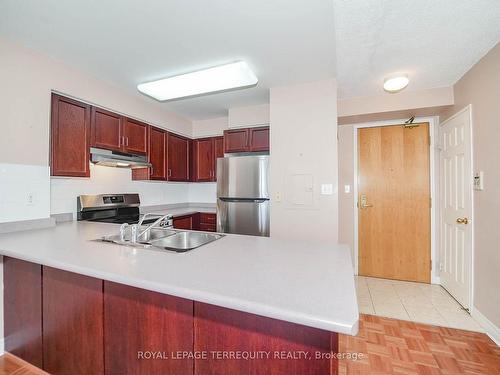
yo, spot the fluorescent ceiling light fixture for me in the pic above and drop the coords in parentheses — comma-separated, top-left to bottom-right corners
(137, 61, 258, 101)
(383, 75, 409, 93)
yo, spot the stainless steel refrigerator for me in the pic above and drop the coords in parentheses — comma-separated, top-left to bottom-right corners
(216, 155, 270, 236)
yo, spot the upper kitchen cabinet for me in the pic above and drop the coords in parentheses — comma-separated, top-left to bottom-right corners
(167, 133, 190, 181)
(249, 126, 270, 152)
(223, 126, 269, 153)
(50, 94, 91, 177)
(148, 126, 167, 180)
(223, 128, 249, 153)
(122, 117, 148, 155)
(193, 138, 215, 182)
(192, 136, 224, 182)
(91, 107, 122, 152)
(91, 107, 148, 155)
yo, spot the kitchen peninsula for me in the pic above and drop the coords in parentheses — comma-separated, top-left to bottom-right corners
(0, 221, 358, 375)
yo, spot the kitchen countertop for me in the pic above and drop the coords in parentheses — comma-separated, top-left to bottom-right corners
(148, 206, 216, 218)
(0, 221, 358, 335)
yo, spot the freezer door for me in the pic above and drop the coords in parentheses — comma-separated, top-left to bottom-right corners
(217, 198, 270, 237)
(217, 156, 269, 199)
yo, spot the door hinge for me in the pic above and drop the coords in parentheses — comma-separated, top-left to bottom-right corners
(430, 260, 433, 270)
(429, 197, 432, 208)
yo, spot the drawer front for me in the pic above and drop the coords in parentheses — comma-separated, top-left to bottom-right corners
(199, 213, 216, 225)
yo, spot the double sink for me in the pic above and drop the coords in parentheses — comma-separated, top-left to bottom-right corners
(101, 227, 223, 253)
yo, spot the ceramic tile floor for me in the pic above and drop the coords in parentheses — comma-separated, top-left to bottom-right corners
(355, 276, 484, 332)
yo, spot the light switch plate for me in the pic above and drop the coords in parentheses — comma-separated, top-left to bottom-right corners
(321, 184, 333, 195)
(473, 171, 484, 191)
(344, 184, 351, 193)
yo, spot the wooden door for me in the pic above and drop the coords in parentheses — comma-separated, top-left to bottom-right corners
(3, 258, 43, 368)
(122, 118, 148, 155)
(43, 267, 104, 375)
(50, 94, 91, 177)
(439, 108, 473, 308)
(194, 138, 214, 182)
(104, 281, 194, 375)
(249, 126, 270, 152)
(91, 107, 122, 152)
(224, 129, 249, 153)
(358, 123, 431, 283)
(167, 133, 189, 181)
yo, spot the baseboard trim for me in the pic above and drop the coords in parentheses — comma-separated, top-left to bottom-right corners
(471, 308, 500, 346)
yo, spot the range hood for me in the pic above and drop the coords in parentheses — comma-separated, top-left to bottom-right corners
(90, 147, 152, 169)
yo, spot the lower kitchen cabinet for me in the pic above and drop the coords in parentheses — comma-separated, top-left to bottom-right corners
(104, 282, 194, 375)
(194, 302, 337, 375)
(42, 267, 104, 375)
(3, 258, 43, 368)
(3, 257, 339, 375)
(198, 213, 216, 232)
(173, 214, 194, 230)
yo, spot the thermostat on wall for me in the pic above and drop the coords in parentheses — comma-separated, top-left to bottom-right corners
(473, 171, 484, 191)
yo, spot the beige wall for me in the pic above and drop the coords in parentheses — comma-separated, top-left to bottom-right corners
(441, 43, 500, 328)
(338, 125, 355, 263)
(192, 117, 228, 138)
(338, 87, 454, 118)
(270, 79, 338, 245)
(228, 104, 270, 128)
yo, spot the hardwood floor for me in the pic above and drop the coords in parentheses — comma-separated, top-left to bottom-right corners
(1, 314, 498, 374)
(339, 314, 500, 375)
(0, 353, 48, 375)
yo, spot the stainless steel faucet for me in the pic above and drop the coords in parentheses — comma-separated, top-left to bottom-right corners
(137, 214, 172, 240)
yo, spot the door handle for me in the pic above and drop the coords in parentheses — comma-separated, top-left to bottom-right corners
(456, 217, 469, 224)
(359, 194, 373, 209)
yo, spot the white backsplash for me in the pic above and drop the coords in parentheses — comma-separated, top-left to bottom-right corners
(188, 183, 217, 204)
(51, 164, 191, 215)
(0, 163, 51, 223)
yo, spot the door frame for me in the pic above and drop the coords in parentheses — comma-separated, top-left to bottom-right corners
(438, 105, 474, 311)
(352, 116, 439, 284)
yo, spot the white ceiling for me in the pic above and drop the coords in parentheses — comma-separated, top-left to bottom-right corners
(1, 1, 499, 119)
(333, 0, 500, 98)
(0, 0, 336, 120)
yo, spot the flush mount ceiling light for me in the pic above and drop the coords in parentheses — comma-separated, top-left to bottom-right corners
(383, 75, 409, 93)
(137, 61, 258, 101)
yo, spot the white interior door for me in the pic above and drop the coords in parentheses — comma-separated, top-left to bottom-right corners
(439, 106, 473, 309)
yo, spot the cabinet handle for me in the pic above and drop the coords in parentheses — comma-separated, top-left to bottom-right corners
(126, 137, 129, 146)
(150, 166, 154, 176)
(168, 169, 172, 177)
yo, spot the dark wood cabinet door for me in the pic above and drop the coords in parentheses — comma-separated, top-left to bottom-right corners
(149, 126, 167, 179)
(123, 118, 148, 155)
(91, 106, 122, 152)
(167, 133, 190, 181)
(50, 94, 91, 177)
(223, 129, 249, 153)
(42, 267, 104, 375)
(194, 302, 336, 375)
(193, 138, 214, 182)
(173, 215, 193, 230)
(104, 282, 194, 375)
(213, 136, 224, 181)
(3, 258, 43, 368)
(249, 126, 270, 152)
